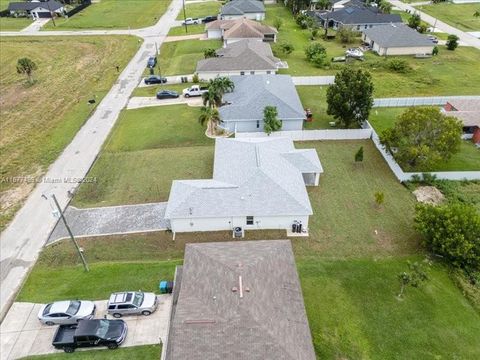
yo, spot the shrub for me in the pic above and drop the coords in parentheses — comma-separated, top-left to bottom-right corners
(273, 17, 283, 30)
(305, 43, 327, 67)
(387, 59, 411, 73)
(192, 73, 199, 83)
(337, 26, 358, 44)
(446, 34, 459, 50)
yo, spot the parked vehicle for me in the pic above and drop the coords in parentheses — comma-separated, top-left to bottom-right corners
(38, 301, 95, 326)
(107, 291, 158, 318)
(202, 15, 217, 23)
(427, 35, 438, 44)
(183, 84, 208, 98)
(345, 48, 364, 59)
(144, 75, 167, 85)
(156, 90, 180, 99)
(147, 56, 157, 68)
(52, 319, 127, 353)
(182, 17, 201, 25)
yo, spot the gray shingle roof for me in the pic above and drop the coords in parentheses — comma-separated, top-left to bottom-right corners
(219, 75, 305, 122)
(363, 23, 435, 47)
(196, 40, 280, 72)
(165, 240, 316, 360)
(316, 6, 402, 25)
(164, 137, 322, 219)
(8, 0, 63, 11)
(221, 0, 265, 16)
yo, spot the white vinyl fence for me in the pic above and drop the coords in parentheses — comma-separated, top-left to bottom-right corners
(292, 76, 335, 85)
(373, 95, 480, 108)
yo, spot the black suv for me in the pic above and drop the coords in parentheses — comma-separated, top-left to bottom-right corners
(203, 15, 217, 23)
(52, 319, 127, 353)
(144, 75, 167, 85)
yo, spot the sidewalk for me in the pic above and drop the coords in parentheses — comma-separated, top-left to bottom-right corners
(127, 96, 202, 110)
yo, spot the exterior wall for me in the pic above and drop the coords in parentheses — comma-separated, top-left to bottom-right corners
(385, 46, 434, 56)
(221, 119, 304, 133)
(473, 127, 480, 144)
(224, 37, 263, 45)
(221, 12, 265, 21)
(198, 69, 275, 81)
(170, 215, 309, 233)
(452, 0, 480, 3)
(207, 29, 222, 39)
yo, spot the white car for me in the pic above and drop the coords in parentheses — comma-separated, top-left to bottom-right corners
(182, 17, 201, 25)
(38, 300, 96, 326)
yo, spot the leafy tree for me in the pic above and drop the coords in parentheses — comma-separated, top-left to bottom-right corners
(354, 146, 364, 162)
(337, 26, 357, 44)
(326, 68, 374, 128)
(295, 12, 314, 29)
(192, 73, 199, 83)
(374, 191, 385, 207)
(198, 106, 220, 135)
(287, 0, 311, 14)
(277, 42, 295, 55)
(415, 203, 480, 270)
(417, 24, 428, 33)
(397, 260, 430, 298)
(263, 106, 282, 135)
(305, 42, 327, 67)
(446, 34, 459, 50)
(432, 46, 439, 56)
(273, 17, 283, 30)
(310, 26, 319, 40)
(203, 48, 216, 58)
(380, 107, 462, 170)
(16, 57, 37, 84)
(316, 0, 330, 10)
(408, 13, 421, 29)
(378, 0, 392, 14)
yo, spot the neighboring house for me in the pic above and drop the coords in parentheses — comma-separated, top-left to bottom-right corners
(310, 6, 402, 30)
(164, 137, 323, 234)
(443, 99, 480, 144)
(8, 0, 64, 19)
(218, 75, 305, 133)
(164, 240, 316, 360)
(362, 24, 435, 56)
(196, 40, 284, 80)
(220, 0, 266, 20)
(451, 0, 480, 3)
(205, 17, 277, 46)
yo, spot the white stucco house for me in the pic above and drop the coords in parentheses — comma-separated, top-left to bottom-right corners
(219, 0, 266, 20)
(205, 18, 277, 46)
(8, 0, 64, 19)
(362, 23, 435, 56)
(164, 137, 323, 234)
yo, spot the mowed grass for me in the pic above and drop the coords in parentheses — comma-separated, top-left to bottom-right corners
(299, 258, 480, 359)
(417, 3, 480, 32)
(296, 86, 335, 129)
(168, 24, 205, 36)
(0, 36, 140, 230)
(369, 107, 480, 171)
(43, 0, 171, 30)
(20, 345, 160, 360)
(159, 39, 221, 75)
(176, 1, 221, 20)
(131, 82, 207, 97)
(73, 104, 214, 207)
(0, 17, 32, 31)
(265, 4, 480, 96)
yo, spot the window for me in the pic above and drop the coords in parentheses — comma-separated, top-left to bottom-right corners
(117, 304, 135, 309)
(267, 71, 271, 74)
(108, 305, 116, 310)
(246, 216, 254, 225)
(250, 71, 255, 75)
(256, 120, 260, 128)
(66, 301, 81, 315)
(240, 71, 245, 75)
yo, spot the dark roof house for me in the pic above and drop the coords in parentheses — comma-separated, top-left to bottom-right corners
(220, 0, 266, 20)
(164, 240, 316, 360)
(8, 0, 64, 15)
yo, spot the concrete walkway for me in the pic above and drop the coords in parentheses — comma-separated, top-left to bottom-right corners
(127, 96, 203, 109)
(0, 0, 184, 322)
(0, 296, 172, 360)
(389, 0, 480, 49)
(47, 203, 169, 244)
(164, 33, 206, 42)
(20, 18, 50, 33)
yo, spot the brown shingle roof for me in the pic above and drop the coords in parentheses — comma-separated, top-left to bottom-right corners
(206, 18, 277, 39)
(165, 240, 316, 360)
(446, 99, 480, 127)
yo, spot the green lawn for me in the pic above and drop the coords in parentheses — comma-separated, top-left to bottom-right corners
(297, 86, 335, 129)
(265, 4, 480, 97)
(0, 36, 140, 231)
(299, 258, 480, 359)
(73, 104, 214, 207)
(369, 107, 480, 171)
(43, 0, 171, 30)
(416, 3, 480, 32)
(132, 82, 207, 97)
(0, 17, 32, 31)
(159, 39, 221, 75)
(168, 24, 205, 36)
(20, 345, 160, 360)
(176, 1, 221, 21)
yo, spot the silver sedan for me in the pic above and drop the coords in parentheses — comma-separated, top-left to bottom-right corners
(38, 300, 96, 326)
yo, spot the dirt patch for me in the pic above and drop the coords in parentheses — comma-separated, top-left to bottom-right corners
(413, 186, 445, 205)
(373, 228, 394, 252)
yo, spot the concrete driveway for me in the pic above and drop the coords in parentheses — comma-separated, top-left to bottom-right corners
(0, 296, 172, 360)
(127, 96, 203, 109)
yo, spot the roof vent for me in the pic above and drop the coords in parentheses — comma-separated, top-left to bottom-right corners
(232, 287, 238, 292)
(245, 287, 250, 292)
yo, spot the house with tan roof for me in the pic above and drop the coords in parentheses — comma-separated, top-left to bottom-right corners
(205, 17, 277, 46)
(444, 99, 480, 144)
(196, 40, 285, 80)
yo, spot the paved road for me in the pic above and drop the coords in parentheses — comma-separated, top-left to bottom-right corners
(48, 203, 169, 244)
(0, 0, 184, 322)
(127, 96, 203, 109)
(389, 0, 480, 49)
(0, 296, 172, 360)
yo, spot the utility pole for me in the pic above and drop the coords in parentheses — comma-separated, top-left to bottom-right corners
(182, 0, 188, 34)
(50, 194, 89, 272)
(156, 42, 163, 86)
(46, 1, 56, 27)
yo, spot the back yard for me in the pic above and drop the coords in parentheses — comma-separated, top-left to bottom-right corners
(43, 0, 171, 30)
(0, 36, 140, 230)
(416, 3, 480, 32)
(265, 4, 480, 97)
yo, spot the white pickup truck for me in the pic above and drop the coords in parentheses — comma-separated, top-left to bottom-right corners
(183, 85, 208, 98)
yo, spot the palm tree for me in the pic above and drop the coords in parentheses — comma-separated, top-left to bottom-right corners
(202, 86, 221, 108)
(198, 106, 220, 135)
(213, 76, 235, 95)
(16, 57, 37, 84)
(379, 0, 392, 14)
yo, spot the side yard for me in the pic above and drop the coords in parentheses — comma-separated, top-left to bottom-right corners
(416, 3, 480, 32)
(0, 36, 140, 231)
(176, 1, 221, 21)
